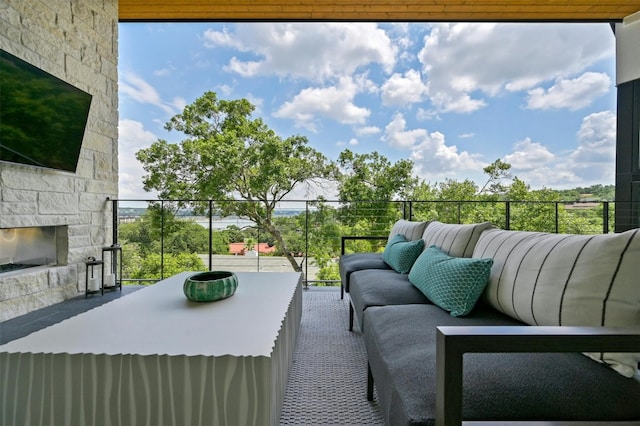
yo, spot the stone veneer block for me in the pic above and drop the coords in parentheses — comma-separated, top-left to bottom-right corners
(0, 0, 119, 319)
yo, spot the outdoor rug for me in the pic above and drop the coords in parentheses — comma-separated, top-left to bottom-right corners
(279, 289, 384, 425)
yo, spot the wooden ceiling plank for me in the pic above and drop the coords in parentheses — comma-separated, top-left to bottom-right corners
(118, 0, 640, 21)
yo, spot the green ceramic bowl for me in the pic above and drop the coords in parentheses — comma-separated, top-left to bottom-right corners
(183, 271, 238, 302)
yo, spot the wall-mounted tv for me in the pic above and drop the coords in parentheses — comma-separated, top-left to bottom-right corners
(0, 49, 92, 173)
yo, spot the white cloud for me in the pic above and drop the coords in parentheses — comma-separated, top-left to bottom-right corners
(119, 72, 180, 115)
(504, 138, 555, 171)
(355, 126, 381, 136)
(273, 77, 370, 131)
(514, 165, 580, 188)
(172, 96, 187, 112)
(526, 72, 612, 111)
(226, 58, 262, 77)
(154, 66, 174, 77)
(502, 138, 578, 188)
(382, 113, 428, 149)
(118, 119, 158, 199)
(349, 138, 359, 146)
(381, 69, 428, 106)
(202, 23, 396, 82)
(382, 113, 484, 177)
(416, 108, 440, 121)
(217, 83, 234, 96)
(567, 110, 616, 182)
(501, 112, 616, 188)
(418, 23, 614, 113)
(202, 27, 244, 49)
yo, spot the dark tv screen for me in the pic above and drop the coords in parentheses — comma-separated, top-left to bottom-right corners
(0, 49, 92, 173)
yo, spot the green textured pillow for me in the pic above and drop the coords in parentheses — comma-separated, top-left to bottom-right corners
(382, 234, 425, 274)
(409, 245, 493, 317)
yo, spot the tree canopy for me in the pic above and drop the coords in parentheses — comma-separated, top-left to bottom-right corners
(131, 92, 614, 283)
(136, 91, 337, 272)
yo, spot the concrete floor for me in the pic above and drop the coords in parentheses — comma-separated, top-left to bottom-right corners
(0, 285, 144, 345)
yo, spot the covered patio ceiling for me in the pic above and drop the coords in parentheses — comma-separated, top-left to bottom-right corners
(118, 0, 640, 22)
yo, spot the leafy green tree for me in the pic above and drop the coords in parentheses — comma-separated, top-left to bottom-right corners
(136, 91, 337, 272)
(120, 243, 206, 282)
(556, 184, 615, 201)
(274, 216, 306, 256)
(305, 202, 345, 283)
(225, 225, 247, 243)
(211, 230, 230, 254)
(132, 253, 206, 280)
(479, 159, 512, 195)
(118, 209, 210, 256)
(121, 243, 144, 282)
(431, 179, 487, 223)
(337, 149, 417, 233)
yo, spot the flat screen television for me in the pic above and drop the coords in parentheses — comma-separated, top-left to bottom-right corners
(0, 49, 92, 173)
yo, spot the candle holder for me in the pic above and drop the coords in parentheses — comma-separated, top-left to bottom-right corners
(85, 256, 104, 297)
(101, 244, 122, 292)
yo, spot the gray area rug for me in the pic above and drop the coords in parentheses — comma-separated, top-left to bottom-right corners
(280, 290, 384, 425)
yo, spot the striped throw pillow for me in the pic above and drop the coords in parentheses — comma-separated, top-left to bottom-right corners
(473, 227, 640, 377)
(387, 219, 430, 243)
(421, 221, 494, 258)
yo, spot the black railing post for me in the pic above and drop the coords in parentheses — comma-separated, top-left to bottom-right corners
(305, 201, 309, 289)
(457, 202, 461, 224)
(409, 201, 413, 221)
(603, 202, 609, 234)
(111, 198, 118, 245)
(160, 200, 165, 280)
(257, 225, 261, 272)
(555, 202, 559, 234)
(208, 200, 213, 271)
(505, 201, 511, 230)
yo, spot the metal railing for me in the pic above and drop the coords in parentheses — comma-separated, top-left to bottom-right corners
(109, 198, 638, 287)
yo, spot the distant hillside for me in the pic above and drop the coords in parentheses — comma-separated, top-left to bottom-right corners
(117, 184, 616, 218)
(553, 184, 615, 201)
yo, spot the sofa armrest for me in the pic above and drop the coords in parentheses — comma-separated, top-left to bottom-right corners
(435, 326, 640, 426)
(341, 235, 388, 255)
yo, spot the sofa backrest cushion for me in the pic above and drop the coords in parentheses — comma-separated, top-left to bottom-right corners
(409, 245, 493, 316)
(420, 221, 494, 258)
(387, 219, 429, 243)
(473, 227, 640, 377)
(382, 234, 425, 274)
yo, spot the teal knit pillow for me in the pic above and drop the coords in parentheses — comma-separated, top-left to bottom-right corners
(408, 245, 493, 317)
(382, 234, 425, 274)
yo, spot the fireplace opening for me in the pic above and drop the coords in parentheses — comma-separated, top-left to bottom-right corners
(0, 226, 65, 274)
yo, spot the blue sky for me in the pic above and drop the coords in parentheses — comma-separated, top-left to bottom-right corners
(118, 22, 617, 200)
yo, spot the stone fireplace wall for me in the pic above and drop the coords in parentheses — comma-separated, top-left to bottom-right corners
(0, 0, 119, 321)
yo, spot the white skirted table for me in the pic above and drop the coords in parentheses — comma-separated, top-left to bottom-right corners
(0, 271, 303, 426)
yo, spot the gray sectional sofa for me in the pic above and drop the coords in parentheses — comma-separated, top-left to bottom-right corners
(339, 220, 640, 425)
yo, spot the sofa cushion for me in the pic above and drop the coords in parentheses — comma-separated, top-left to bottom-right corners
(349, 269, 431, 330)
(474, 227, 640, 377)
(409, 246, 493, 316)
(421, 221, 493, 258)
(339, 253, 390, 293)
(388, 219, 430, 243)
(382, 234, 425, 274)
(339, 219, 428, 293)
(363, 304, 640, 426)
